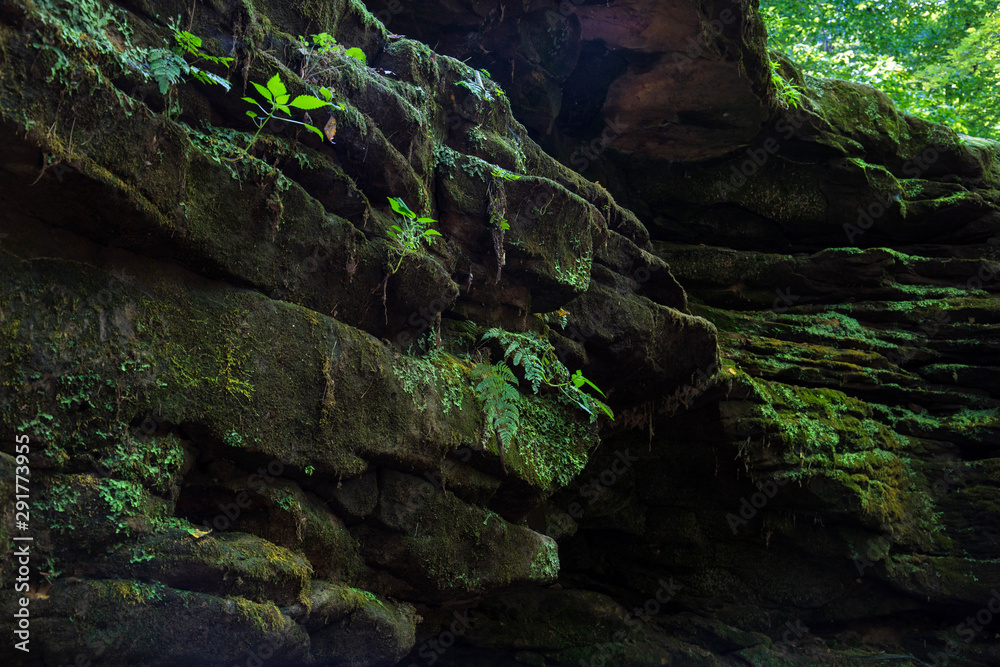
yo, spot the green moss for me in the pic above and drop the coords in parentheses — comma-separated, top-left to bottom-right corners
(34, 478, 81, 535)
(508, 391, 597, 489)
(101, 579, 168, 605)
(734, 369, 944, 543)
(554, 251, 592, 292)
(97, 429, 185, 494)
(231, 596, 287, 633)
(390, 348, 469, 415)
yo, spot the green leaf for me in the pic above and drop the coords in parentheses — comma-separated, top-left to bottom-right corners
(288, 94, 331, 110)
(416, 217, 437, 223)
(304, 123, 326, 140)
(266, 73, 287, 99)
(275, 94, 290, 105)
(251, 81, 272, 102)
(192, 68, 232, 91)
(319, 87, 334, 102)
(572, 369, 606, 396)
(388, 197, 416, 218)
(345, 47, 367, 64)
(245, 110, 257, 118)
(174, 30, 202, 54)
(241, 97, 258, 105)
(423, 229, 442, 237)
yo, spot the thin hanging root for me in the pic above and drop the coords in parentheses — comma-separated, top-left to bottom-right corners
(488, 175, 508, 283)
(495, 431, 507, 473)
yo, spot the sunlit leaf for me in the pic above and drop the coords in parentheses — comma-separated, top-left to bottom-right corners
(388, 197, 416, 218)
(289, 94, 331, 110)
(266, 73, 287, 98)
(304, 123, 325, 140)
(251, 81, 272, 101)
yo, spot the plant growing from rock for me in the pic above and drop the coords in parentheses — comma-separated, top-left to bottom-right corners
(240, 73, 338, 154)
(767, 54, 804, 109)
(487, 169, 513, 283)
(479, 328, 613, 420)
(472, 327, 612, 471)
(386, 197, 442, 274)
(296, 32, 366, 81)
(472, 361, 520, 472)
(144, 22, 233, 117)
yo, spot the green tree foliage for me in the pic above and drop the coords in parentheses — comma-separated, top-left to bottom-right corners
(762, 0, 1000, 138)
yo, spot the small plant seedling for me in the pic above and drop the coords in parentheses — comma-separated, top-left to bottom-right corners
(386, 197, 442, 274)
(491, 167, 522, 182)
(170, 24, 234, 89)
(241, 73, 340, 153)
(768, 55, 804, 109)
(145, 22, 233, 117)
(297, 33, 366, 80)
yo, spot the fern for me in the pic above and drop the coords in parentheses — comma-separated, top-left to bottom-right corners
(456, 70, 494, 102)
(148, 48, 185, 94)
(145, 22, 234, 98)
(472, 362, 521, 471)
(480, 328, 613, 422)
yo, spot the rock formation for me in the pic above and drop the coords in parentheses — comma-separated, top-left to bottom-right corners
(1, 0, 998, 665)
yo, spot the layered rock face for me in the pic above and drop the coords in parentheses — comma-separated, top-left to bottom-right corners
(365, 0, 771, 163)
(1, 0, 998, 666)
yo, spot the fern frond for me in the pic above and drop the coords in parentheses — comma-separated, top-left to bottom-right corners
(493, 362, 517, 385)
(148, 48, 187, 94)
(494, 409, 519, 449)
(473, 361, 522, 471)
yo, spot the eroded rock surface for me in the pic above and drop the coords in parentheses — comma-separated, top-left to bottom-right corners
(1, 0, 998, 665)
